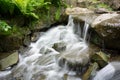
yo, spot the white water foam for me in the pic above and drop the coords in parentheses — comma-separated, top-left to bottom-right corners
(93, 62, 120, 80)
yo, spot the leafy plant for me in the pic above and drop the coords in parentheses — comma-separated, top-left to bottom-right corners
(97, 3, 112, 11)
(0, 21, 11, 32)
(0, 0, 15, 15)
(55, 7, 61, 21)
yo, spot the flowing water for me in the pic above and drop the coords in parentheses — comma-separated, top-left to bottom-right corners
(0, 15, 120, 80)
(0, 15, 89, 80)
(93, 62, 120, 80)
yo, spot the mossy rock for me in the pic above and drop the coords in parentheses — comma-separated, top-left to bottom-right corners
(82, 62, 99, 80)
(91, 51, 110, 68)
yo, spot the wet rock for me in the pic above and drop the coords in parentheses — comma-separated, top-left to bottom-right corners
(63, 74, 68, 80)
(12, 64, 27, 80)
(66, 7, 94, 15)
(18, 46, 31, 55)
(31, 72, 46, 80)
(67, 7, 120, 50)
(0, 52, 19, 70)
(52, 41, 66, 52)
(0, 35, 23, 52)
(31, 32, 42, 42)
(82, 62, 99, 80)
(65, 7, 97, 24)
(92, 13, 120, 50)
(23, 36, 31, 47)
(39, 46, 58, 55)
(0, 71, 13, 80)
(58, 49, 90, 74)
(35, 55, 55, 66)
(91, 51, 110, 68)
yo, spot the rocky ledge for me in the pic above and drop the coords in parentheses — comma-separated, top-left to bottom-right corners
(66, 7, 120, 50)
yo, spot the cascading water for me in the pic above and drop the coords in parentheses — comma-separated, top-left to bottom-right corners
(0, 16, 90, 80)
(93, 62, 120, 80)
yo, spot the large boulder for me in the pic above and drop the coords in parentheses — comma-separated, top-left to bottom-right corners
(0, 35, 23, 52)
(58, 50, 90, 74)
(91, 13, 120, 50)
(66, 7, 96, 24)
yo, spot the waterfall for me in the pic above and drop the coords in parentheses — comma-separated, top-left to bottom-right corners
(83, 22, 89, 42)
(0, 15, 89, 80)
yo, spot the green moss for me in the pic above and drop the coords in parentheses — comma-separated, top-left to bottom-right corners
(97, 3, 113, 11)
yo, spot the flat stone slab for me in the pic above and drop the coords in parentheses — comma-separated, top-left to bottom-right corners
(0, 52, 19, 70)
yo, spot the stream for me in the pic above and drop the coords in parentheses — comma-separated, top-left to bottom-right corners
(0, 16, 120, 80)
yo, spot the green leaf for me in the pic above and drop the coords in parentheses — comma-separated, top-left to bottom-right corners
(55, 7, 61, 20)
(13, 0, 30, 13)
(0, 21, 11, 32)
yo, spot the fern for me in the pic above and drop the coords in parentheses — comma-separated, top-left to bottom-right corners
(55, 7, 61, 21)
(0, 21, 11, 32)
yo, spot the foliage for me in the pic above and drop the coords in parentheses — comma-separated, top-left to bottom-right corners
(0, 0, 15, 15)
(55, 7, 61, 21)
(0, 21, 11, 32)
(0, 0, 51, 19)
(97, 3, 112, 11)
(0, 0, 66, 35)
(0, 0, 66, 19)
(0, 21, 12, 35)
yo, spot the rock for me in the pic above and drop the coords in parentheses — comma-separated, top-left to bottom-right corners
(39, 46, 58, 55)
(94, 8, 109, 14)
(66, 7, 120, 50)
(76, 0, 101, 9)
(12, 63, 27, 80)
(0, 51, 19, 70)
(58, 48, 90, 74)
(23, 36, 31, 47)
(34, 55, 55, 66)
(65, 7, 97, 24)
(92, 13, 120, 50)
(76, 0, 91, 8)
(66, 7, 94, 15)
(91, 51, 110, 68)
(92, 13, 119, 27)
(63, 0, 77, 7)
(52, 41, 66, 52)
(0, 35, 23, 52)
(82, 62, 99, 80)
(31, 32, 42, 42)
(100, 0, 120, 10)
